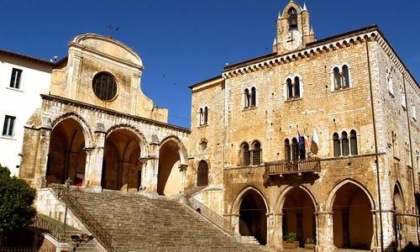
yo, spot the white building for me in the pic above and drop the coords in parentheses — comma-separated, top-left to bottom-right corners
(0, 49, 54, 176)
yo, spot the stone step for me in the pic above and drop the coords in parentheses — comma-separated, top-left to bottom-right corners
(72, 190, 273, 251)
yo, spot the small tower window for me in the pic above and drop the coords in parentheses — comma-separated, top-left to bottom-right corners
(291, 138, 299, 161)
(241, 143, 251, 166)
(288, 8, 298, 30)
(284, 139, 291, 161)
(333, 133, 341, 157)
(350, 130, 358, 155)
(252, 141, 262, 165)
(332, 65, 351, 90)
(342, 131, 349, 156)
(286, 77, 302, 100)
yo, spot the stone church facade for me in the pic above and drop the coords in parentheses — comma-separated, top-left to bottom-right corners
(19, 33, 190, 197)
(188, 1, 419, 251)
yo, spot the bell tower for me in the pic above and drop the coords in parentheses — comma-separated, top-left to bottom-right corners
(273, 0, 316, 54)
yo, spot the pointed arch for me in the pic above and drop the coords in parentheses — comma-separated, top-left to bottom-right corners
(327, 179, 375, 250)
(276, 186, 318, 247)
(231, 186, 268, 216)
(275, 185, 318, 213)
(326, 179, 375, 211)
(231, 186, 268, 245)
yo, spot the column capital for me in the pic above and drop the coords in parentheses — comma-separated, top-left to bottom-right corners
(179, 164, 188, 171)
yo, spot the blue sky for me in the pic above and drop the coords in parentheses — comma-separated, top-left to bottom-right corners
(1, 0, 419, 128)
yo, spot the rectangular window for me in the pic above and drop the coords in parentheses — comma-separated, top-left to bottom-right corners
(10, 68, 23, 89)
(2, 115, 16, 136)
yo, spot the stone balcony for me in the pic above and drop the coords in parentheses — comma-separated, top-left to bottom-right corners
(264, 158, 321, 184)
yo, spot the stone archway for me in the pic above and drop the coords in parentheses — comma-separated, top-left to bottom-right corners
(101, 129, 141, 191)
(331, 182, 374, 250)
(46, 118, 86, 185)
(236, 189, 268, 245)
(393, 183, 405, 249)
(197, 160, 209, 186)
(282, 187, 316, 247)
(157, 138, 187, 196)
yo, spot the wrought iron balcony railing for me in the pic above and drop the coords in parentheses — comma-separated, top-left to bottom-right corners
(264, 157, 321, 177)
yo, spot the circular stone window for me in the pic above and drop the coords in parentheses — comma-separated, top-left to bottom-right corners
(92, 72, 117, 101)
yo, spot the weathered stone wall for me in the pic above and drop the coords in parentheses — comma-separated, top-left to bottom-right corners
(190, 24, 419, 250)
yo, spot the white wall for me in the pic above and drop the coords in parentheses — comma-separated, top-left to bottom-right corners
(0, 54, 51, 176)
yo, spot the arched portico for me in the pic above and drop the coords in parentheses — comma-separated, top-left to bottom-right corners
(232, 187, 268, 245)
(157, 136, 188, 196)
(46, 117, 87, 185)
(279, 186, 317, 247)
(101, 128, 143, 191)
(327, 180, 374, 250)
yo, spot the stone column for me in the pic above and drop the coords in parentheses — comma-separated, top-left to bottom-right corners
(33, 127, 52, 189)
(84, 130, 105, 191)
(267, 212, 282, 249)
(316, 211, 335, 252)
(376, 209, 396, 252)
(179, 164, 188, 193)
(141, 156, 159, 194)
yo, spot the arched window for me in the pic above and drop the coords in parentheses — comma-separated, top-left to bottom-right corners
(342, 131, 349, 156)
(334, 67, 341, 89)
(197, 160, 209, 186)
(284, 139, 291, 161)
(199, 108, 204, 126)
(286, 77, 301, 100)
(298, 135, 306, 160)
(288, 8, 298, 30)
(333, 65, 351, 90)
(199, 107, 208, 126)
(401, 87, 406, 109)
(386, 68, 394, 96)
(241, 143, 250, 166)
(287, 78, 293, 99)
(292, 138, 298, 161)
(252, 141, 261, 165)
(350, 130, 358, 155)
(251, 87, 257, 107)
(204, 106, 208, 125)
(294, 76, 300, 98)
(342, 65, 350, 88)
(333, 133, 341, 157)
(244, 88, 250, 108)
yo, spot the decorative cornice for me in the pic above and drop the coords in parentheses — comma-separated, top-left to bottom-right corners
(223, 30, 380, 79)
(376, 33, 419, 93)
(41, 94, 191, 134)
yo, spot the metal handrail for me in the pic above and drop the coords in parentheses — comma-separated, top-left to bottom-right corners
(185, 194, 235, 236)
(65, 192, 115, 252)
(53, 186, 116, 252)
(30, 215, 65, 241)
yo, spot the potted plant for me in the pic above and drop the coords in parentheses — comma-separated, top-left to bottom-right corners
(304, 238, 316, 250)
(283, 232, 299, 249)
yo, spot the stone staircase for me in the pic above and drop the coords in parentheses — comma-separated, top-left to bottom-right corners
(73, 190, 272, 252)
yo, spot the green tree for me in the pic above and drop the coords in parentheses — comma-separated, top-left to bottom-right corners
(0, 164, 36, 237)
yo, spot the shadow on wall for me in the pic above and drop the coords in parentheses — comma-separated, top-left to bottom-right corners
(402, 241, 419, 252)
